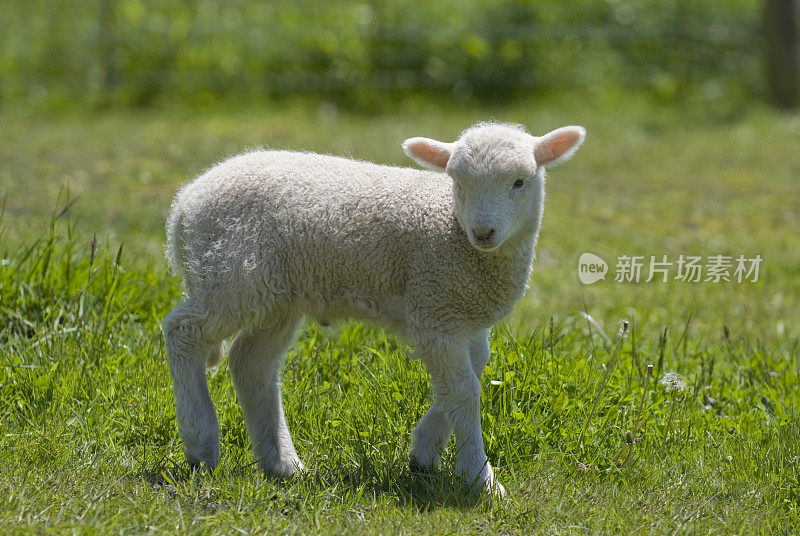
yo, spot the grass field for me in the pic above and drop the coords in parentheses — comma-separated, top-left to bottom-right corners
(1, 93, 800, 534)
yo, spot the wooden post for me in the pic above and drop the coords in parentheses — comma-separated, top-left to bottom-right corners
(764, 0, 799, 108)
(98, 0, 118, 96)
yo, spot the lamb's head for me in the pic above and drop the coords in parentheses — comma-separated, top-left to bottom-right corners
(403, 122, 585, 252)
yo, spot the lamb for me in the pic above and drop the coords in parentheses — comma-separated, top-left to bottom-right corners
(163, 122, 585, 496)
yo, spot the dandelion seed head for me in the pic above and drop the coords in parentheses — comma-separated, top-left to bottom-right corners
(617, 318, 630, 338)
(659, 372, 688, 392)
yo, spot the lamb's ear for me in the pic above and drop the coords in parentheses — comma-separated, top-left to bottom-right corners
(533, 126, 586, 167)
(402, 137, 453, 171)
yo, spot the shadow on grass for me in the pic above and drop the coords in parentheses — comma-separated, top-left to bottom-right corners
(324, 461, 485, 511)
(137, 455, 485, 512)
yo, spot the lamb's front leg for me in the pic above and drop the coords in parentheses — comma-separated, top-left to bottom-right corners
(410, 330, 491, 472)
(409, 396, 450, 471)
(413, 336, 504, 496)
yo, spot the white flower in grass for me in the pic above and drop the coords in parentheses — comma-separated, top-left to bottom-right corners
(659, 372, 688, 392)
(617, 318, 629, 338)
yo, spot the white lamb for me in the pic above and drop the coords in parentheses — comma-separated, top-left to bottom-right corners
(163, 122, 585, 496)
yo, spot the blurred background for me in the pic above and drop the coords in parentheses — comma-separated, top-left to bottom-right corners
(0, 0, 798, 343)
(1, 0, 796, 111)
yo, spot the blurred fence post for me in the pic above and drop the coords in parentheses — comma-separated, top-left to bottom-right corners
(98, 0, 118, 97)
(764, 0, 799, 108)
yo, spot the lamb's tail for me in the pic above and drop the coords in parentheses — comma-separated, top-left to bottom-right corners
(165, 199, 186, 279)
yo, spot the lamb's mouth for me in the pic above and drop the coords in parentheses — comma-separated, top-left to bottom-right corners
(471, 237, 502, 252)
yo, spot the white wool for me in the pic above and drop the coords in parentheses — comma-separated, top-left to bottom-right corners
(163, 122, 585, 496)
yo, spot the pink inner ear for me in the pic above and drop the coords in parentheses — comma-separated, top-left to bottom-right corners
(536, 129, 581, 164)
(550, 131, 581, 158)
(410, 142, 450, 169)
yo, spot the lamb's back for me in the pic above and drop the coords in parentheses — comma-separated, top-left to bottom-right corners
(169, 151, 454, 310)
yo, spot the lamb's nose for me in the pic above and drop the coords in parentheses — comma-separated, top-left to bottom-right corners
(471, 226, 495, 242)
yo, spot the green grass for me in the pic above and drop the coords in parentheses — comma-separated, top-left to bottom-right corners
(1, 94, 800, 534)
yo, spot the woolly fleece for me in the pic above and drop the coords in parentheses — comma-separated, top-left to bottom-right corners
(163, 122, 585, 496)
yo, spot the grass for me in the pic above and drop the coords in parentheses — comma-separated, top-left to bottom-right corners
(1, 92, 800, 534)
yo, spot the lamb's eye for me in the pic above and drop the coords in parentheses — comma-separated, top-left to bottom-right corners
(512, 178, 525, 190)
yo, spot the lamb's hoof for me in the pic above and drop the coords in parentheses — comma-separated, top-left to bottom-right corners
(409, 453, 438, 473)
(470, 472, 506, 499)
(409, 446, 441, 473)
(262, 457, 306, 479)
(188, 461, 218, 474)
(184, 444, 220, 472)
(485, 478, 506, 499)
(459, 463, 506, 499)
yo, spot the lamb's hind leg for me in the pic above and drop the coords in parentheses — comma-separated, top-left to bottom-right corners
(228, 313, 303, 477)
(409, 330, 490, 472)
(164, 302, 227, 469)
